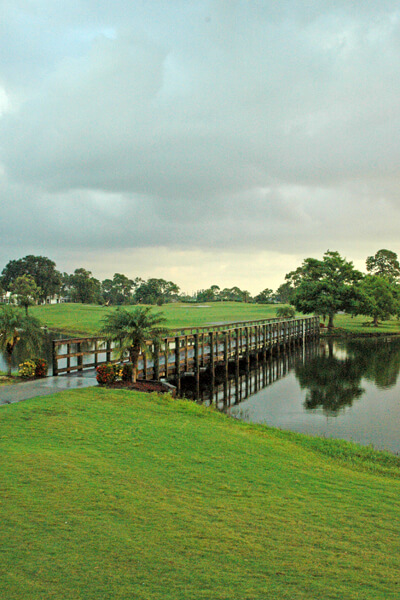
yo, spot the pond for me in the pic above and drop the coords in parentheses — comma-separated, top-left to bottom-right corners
(179, 337, 400, 454)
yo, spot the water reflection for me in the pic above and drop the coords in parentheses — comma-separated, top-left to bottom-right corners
(179, 337, 400, 418)
(345, 338, 400, 390)
(295, 341, 365, 416)
(179, 343, 318, 411)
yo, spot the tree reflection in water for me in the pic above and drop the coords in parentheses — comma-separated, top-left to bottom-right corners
(295, 343, 365, 416)
(295, 337, 400, 416)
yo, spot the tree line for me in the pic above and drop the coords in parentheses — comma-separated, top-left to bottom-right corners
(1, 250, 400, 328)
(0, 255, 280, 310)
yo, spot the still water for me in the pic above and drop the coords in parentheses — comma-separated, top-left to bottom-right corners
(180, 338, 400, 454)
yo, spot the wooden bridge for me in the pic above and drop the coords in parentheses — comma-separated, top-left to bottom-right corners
(52, 316, 319, 388)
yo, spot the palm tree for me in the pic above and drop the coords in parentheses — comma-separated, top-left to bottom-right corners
(0, 305, 43, 376)
(100, 307, 168, 382)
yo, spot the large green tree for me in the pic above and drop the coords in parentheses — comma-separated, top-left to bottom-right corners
(135, 278, 180, 305)
(0, 305, 43, 376)
(366, 249, 400, 282)
(100, 307, 168, 382)
(1, 255, 61, 301)
(352, 275, 399, 326)
(101, 273, 135, 305)
(288, 251, 363, 329)
(68, 268, 102, 304)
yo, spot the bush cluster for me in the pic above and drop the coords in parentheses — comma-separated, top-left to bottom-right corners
(96, 363, 133, 385)
(18, 358, 48, 379)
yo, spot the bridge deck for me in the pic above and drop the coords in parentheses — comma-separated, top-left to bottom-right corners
(52, 316, 320, 380)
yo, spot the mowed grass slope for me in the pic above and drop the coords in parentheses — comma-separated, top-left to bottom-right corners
(1, 389, 399, 600)
(31, 302, 281, 335)
(30, 302, 400, 336)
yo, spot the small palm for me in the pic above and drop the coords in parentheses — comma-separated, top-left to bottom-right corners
(101, 307, 168, 381)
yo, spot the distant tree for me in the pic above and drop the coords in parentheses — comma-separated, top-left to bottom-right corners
(100, 307, 168, 382)
(69, 268, 102, 304)
(11, 275, 42, 315)
(135, 278, 180, 305)
(275, 282, 295, 304)
(220, 287, 250, 302)
(102, 273, 135, 305)
(196, 288, 217, 302)
(366, 249, 400, 282)
(289, 251, 363, 329)
(352, 275, 399, 326)
(0, 305, 43, 376)
(1, 255, 61, 301)
(276, 306, 296, 319)
(254, 288, 274, 304)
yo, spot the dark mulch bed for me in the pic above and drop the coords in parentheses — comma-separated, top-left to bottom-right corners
(102, 380, 176, 395)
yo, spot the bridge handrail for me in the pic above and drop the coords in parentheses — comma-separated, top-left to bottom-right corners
(52, 316, 318, 346)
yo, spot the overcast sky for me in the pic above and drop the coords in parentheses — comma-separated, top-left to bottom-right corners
(1, 1, 400, 294)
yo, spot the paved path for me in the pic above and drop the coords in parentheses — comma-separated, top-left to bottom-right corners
(0, 370, 98, 406)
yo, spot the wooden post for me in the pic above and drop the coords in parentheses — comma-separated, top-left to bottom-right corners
(106, 340, 111, 363)
(224, 331, 229, 376)
(77, 342, 83, 371)
(52, 341, 58, 376)
(245, 326, 250, 366)
(209, 331, 215, 378)
(184, 336, 189, 372)
(175, 336, 181, 394)
(94, 340, 98, 369)
(235, 328, 240, 368)
(175, 336, 180, 378)
(262, 324, 267, 360)
(66, 343, 71, 372)
(194, 333, 200, 387)
(164, 341, 169, 378)
(154, 341, 160, 381)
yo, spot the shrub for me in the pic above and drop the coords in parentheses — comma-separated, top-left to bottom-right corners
(19, 360, 36, 379)
(276, 306, 296, 319)
(96, 363, 116, 385)
(122, 363, 133, 381)
(34, 358, 48, 378)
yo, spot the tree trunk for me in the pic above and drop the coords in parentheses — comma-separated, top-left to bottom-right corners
(373, 316, 379, 327)
(328, 314, 334, 329)
(6, 344, 13, 377)
(129, 346, 140, 383)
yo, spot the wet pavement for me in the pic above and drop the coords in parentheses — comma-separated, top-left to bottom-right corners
(0, 370, 98, 406)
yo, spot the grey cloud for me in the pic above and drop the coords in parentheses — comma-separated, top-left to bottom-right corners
(1, 1, 400, 281)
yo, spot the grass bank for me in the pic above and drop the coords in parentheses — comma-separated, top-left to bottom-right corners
(29, 302, 400, 337)
(1, 388, 399, 599)
(31, 302, 281, 335)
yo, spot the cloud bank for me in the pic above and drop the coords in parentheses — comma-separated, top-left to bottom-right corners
(1, 1, 400, 291)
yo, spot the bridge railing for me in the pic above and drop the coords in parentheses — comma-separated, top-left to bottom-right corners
(52, 316, 319, 377)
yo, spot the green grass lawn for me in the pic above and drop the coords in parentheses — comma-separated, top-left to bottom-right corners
(331, 313, 400, 335)
(30, 302, 400, 337)
(31, 302, 281, 335)
(1, 388, 399, 599)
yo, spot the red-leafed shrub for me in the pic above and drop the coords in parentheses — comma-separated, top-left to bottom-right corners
(34, 358, 48, 378)
(96, 363, 116, 385)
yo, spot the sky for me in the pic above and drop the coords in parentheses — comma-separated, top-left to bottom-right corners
(1, 0, 400, 295)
